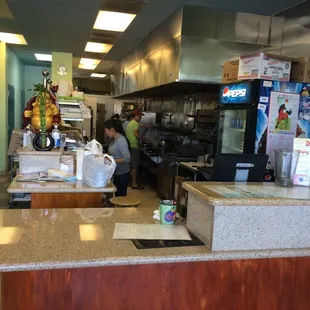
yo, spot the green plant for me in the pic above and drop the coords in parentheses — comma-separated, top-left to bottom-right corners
(28, 83, 48, 147)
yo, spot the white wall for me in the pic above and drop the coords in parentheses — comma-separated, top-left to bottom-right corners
(24, 65, 51, 103)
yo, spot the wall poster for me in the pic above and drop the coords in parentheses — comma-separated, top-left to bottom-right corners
(266, 91, 300, 168)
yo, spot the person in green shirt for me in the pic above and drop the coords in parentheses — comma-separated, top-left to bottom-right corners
(126, 110, 144, 190)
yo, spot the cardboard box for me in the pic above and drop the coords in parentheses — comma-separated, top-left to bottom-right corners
(222, 60, 239, 83)
(238, 52, 292, 81)
(290, 57, 310, 83)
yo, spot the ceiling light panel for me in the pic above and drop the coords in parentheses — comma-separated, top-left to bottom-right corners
(78, 64, 97, 70)
(78, 58, 101, 70)
(0, 32, 27, 45)
(80, 58, 101, 65)
(85, 42, 113, 54)
(91, 73, 107, 78)
(93, 11, 136, 32)
(35, 53, 52, 61)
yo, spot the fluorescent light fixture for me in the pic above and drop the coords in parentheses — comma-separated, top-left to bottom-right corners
(78, 64, 97, 70)
(85, 42, 113, 54)
(78, 58, 101, 70)
(91, 73, 107, 78)
(80, 58, 101, 65)
(35, 53, 52, 61)
(93, 11, 136, 32)
(0, 32, 27, 45)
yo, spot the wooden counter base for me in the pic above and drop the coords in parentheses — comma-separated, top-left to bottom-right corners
(31, 192, 103, 208)
(2, 256, 310, 310)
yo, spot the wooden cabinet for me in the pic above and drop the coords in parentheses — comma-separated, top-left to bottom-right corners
(2, 257, 310, 310)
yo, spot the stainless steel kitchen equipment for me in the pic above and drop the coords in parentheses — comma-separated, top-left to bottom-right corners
(195, 109, 218, 156)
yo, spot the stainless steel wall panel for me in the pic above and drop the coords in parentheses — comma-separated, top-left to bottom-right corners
(113, 4, 310, 96)
(179, 37, 261, 83)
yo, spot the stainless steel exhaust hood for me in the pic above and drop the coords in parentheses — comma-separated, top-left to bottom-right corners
(112, 5, 285, 96)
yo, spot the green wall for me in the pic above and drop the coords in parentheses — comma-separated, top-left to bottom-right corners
(52, 52, 72, 84)
(0, 46, 55, 172)
(0, 44, 25, 172)
(6, 46, 24, 129)
(0, 42, 7, 173)
(24, 65, 51, 103)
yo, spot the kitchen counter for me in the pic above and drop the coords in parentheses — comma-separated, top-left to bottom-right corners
(183, 182, 310, 252)
(1, 207, 310, 273)
(179, 162, 206, 172)
(183, 181, 310, 206)
(7, 178, 116, 194)
(7, 178, 116, 208)
(2, 207, 310, 310)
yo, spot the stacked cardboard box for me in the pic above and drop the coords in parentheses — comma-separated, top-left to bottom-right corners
(221, 60, 240, 83)
(222, 52, 295, 83)
(290, 57, 310, 83)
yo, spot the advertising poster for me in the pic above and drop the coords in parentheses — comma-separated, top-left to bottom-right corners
(297, 96, 310, 138)
(255, 80, 304, 154)
(294, 138, 310, 186)
(266, 92, 300, 168)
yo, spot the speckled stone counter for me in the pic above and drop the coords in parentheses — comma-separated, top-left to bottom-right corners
(7, 178, 116, 193)
(183, 182, 310, 251)
(7, 178, 116, 208)
(1, 207, 310, 273)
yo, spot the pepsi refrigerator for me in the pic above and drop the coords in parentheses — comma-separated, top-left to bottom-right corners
(217, 80, 310, 168)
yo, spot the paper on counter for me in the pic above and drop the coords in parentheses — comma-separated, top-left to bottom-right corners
(113, 223, 192, 240)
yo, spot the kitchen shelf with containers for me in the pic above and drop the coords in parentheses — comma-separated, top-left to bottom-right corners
(57, 97, 91, 123)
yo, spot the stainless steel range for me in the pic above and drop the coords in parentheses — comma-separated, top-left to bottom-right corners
(195, 109, 218, 156)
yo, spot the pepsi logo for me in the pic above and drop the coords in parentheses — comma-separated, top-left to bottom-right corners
(222, 87, 247, 98)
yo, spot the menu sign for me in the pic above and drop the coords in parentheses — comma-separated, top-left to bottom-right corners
(294, 138, 310, 186)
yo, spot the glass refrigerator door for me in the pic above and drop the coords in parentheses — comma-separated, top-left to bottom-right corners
(218, 109, 247, 154)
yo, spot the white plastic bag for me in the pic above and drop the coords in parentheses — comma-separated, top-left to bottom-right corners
(82, 154, 116, 188)
(84, 139, 103, 157)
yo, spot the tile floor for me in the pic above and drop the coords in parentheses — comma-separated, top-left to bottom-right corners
(127, 185, 159, 209)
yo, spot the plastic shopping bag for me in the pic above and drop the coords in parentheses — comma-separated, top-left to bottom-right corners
(82, 154, 116, 188)
(84, 139, 103, 157)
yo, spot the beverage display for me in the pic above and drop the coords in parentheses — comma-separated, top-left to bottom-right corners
(219, 109, 247, 154)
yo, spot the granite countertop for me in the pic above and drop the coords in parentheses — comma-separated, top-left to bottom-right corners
(7, 178, 116, 193)
(179, 162, 206, 172)
(183, 182, 310, 206)
(17, 147, 64, 156)
(1, 208, 310, 272)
